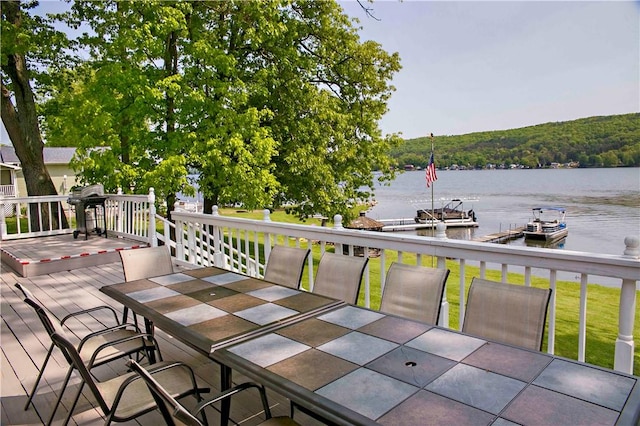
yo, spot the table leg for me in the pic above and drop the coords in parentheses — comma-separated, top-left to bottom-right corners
(144, 317, 157, 364)
(220, 364, 232, 426)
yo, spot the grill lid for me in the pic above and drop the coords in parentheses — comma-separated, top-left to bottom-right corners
(71, 184, 104, 199)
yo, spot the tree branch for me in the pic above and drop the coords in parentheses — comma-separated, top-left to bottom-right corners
(1, 81, 23, 145)
(356, 0, 381, 21)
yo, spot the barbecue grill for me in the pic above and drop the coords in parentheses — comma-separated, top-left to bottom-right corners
(68, 184, 108, 239)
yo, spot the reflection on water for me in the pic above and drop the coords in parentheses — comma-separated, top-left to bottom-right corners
(524, 237, 566, 250)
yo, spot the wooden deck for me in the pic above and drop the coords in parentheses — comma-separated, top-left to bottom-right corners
(1, 236, 321, 425)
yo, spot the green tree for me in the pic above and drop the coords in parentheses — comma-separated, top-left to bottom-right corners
(43, 0, 401, 222)
(392, 113, 640, 169)
(601, 151, 619, 167)
(1, 0, 69, 229)
(1, 0, 58, 197)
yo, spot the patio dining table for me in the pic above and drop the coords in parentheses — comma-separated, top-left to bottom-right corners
(100, 265, 344, 424)
(214, 304, 640, 426)
(100, 268, 640, 426)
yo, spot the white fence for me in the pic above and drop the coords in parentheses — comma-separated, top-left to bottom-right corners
(1, 191, 638, 374)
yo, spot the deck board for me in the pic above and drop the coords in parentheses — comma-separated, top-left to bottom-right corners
(1, 236, 319, 425)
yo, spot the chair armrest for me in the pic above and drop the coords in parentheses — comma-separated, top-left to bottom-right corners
(193, 382, 272, 419)
(85, 332, 160, 368)
(60, 305, 120, 327)
(118, 361, 210, 400)
(78, 322, 142, 346)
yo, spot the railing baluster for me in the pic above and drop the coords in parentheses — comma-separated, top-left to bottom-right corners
(456, 259, 466, 330)
(253, 230, 260, 277)
(26, 201, 32, 233)
(380, 249, 387, 295)
(547, 270, 557, 354)
(362, 247, 370, 308)
(578, 273, 588, 362)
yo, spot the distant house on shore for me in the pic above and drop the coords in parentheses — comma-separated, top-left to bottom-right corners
(0, 145, 78, 197)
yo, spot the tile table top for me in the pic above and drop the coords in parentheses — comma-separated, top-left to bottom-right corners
(217, 305, 640, 426)
(100, 267, 341, 354)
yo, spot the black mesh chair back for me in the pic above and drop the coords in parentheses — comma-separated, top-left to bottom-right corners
(462, 278, 552, 351)
(263, 245, 310, 289)
(312, 252, 368, 304)
(380, 262, 450, 324)
(119, 246, 174, 282)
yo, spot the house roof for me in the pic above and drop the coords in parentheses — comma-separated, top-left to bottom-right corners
(0, 145, 76, 165)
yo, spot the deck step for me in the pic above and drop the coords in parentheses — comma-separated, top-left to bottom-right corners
(1, 235, 148, 278)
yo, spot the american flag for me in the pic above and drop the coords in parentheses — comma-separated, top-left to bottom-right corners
(426, 152, 437, 188)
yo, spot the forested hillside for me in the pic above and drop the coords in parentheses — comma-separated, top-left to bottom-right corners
(392, 113, 640, 169)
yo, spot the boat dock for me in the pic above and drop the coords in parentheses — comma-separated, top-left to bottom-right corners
(473, 226, 526, 243)
(379, 218, 480, 232)
(379, 218, 438, 232)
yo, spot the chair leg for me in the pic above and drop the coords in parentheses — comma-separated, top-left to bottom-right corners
(258, 385, 272, 419)
(46, 366, 74, 426)
(60, 381, 84, 426)
(24, 344, 54, 410)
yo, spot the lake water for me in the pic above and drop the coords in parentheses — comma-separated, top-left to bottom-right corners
(365, 168, 640, 257)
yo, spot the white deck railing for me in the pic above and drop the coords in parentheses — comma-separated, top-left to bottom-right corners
(104, 189, 155, 245)
(1, 190, 638, 374)
(0, 190, 156, 245)
(170, 206, 639, 375)
(0, 195, 72, 238)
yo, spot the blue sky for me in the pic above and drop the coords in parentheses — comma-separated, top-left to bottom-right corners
(339, 0, 639, 138)
(1, 1, 638, 144)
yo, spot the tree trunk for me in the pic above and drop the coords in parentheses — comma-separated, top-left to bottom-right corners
(1, 0, 68, 231)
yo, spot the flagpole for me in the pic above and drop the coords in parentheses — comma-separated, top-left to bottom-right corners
(430, 133, 435, 237)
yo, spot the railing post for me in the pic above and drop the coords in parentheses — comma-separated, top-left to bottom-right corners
(175, 217, 185, 262)
(116, 188, 123, 233)
(333, 214, 343, 254)
(263, 209, 272, 276)
(148, 188, 157, 247)
(211, 205, 226, 267)
(435, 222, 449, 328)
(615, 236, 639, 373)
(0, 195, 6, 239)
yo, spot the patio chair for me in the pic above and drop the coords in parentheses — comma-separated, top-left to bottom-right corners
(119, 245, 174, 326)
(311, 252, 368, 304)
(119, 245, 174, 282)
(379, 262, 450, 324)
(127, 360, 299, 426)
(263, 245, 310, 289)
(462, 278, 552, 351)
(47, 332, 208, 426)
(15, 283, 159, 414)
